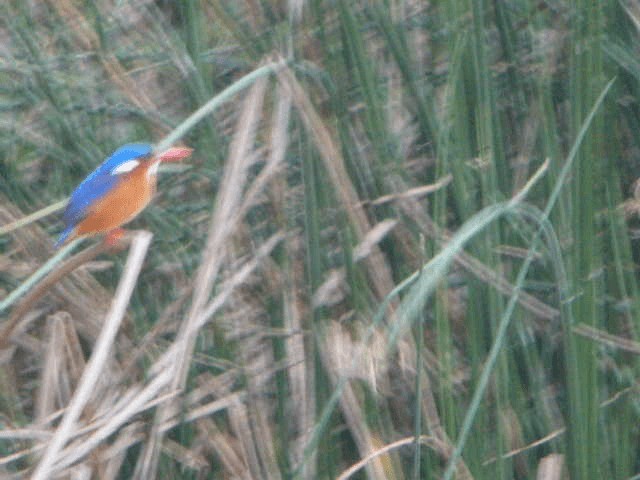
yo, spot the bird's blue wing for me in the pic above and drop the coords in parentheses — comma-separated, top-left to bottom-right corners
(62, 172, 120, 226)
(62, 143, 153, 227)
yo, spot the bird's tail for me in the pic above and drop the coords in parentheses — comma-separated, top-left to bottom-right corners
(54, 226, 75, 249)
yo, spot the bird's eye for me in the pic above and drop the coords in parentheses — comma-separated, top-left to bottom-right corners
(111, 159, 140, 175)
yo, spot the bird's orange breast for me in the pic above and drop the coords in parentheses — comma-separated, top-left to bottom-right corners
(74, 162, 157, 237)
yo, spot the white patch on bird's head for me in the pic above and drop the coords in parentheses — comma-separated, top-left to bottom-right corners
(111, 159, 140, 175)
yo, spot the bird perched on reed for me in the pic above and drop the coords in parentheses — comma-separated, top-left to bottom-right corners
(56, 143, 193, 247)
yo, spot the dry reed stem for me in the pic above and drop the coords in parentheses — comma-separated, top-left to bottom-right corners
(536, 454, 565, 480)
(118, 284, 194, 378)
(283, 244, 315, 477)
(100, 424, 140, 480)
(483, 427, 565, 466)
(280, 65, 411, 480)
(197, 232, 285, 327)
(364, 175, 453, 207)
(162, 438, 209, 472)
(227, 267, 281, 478)
(200, 74, 288, 479)
(121, 78, 293, 479)
(312, 220, 402, 308)
(313, 340, 392, 480)
(234, 84, 290, 220)
(203, 231, 286, 479)
(197, 417, 251, 478)
(277, 66, 397, 302)
(32, 230, 153, 480)
(35, 378, 237, 469)
(572, 323, 640, 354)
(275, 114, 315, 479)
(228, 399, 264, 479)
(123, 232, 282, 391)
(174, 73, 267, 388)
(337, 435, 450, 480)
(353, 219, 398, 262)
(200, 88, 291, 479)
(35, 313, 85, 427)
(36, 316, 67, 424)
(54, 372, 175, 472)
(133, 74, 269, 478)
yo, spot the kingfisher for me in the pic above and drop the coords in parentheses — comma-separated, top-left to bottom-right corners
(56, 143, 193, 247)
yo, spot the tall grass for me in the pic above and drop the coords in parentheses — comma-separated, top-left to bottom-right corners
(1, 1, 639, 479)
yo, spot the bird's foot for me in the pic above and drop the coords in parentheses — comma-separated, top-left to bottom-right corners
(104, 228, 127, 248)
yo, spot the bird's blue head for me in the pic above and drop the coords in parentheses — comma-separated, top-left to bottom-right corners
(96, 143, 153, 176)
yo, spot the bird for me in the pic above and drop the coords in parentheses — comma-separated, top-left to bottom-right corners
(56, 143, 193, 247)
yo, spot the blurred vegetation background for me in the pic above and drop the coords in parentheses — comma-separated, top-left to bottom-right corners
(1, 0, 640, 479)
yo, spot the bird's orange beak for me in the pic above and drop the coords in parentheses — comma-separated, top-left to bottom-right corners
(156, 147, 193, 163)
